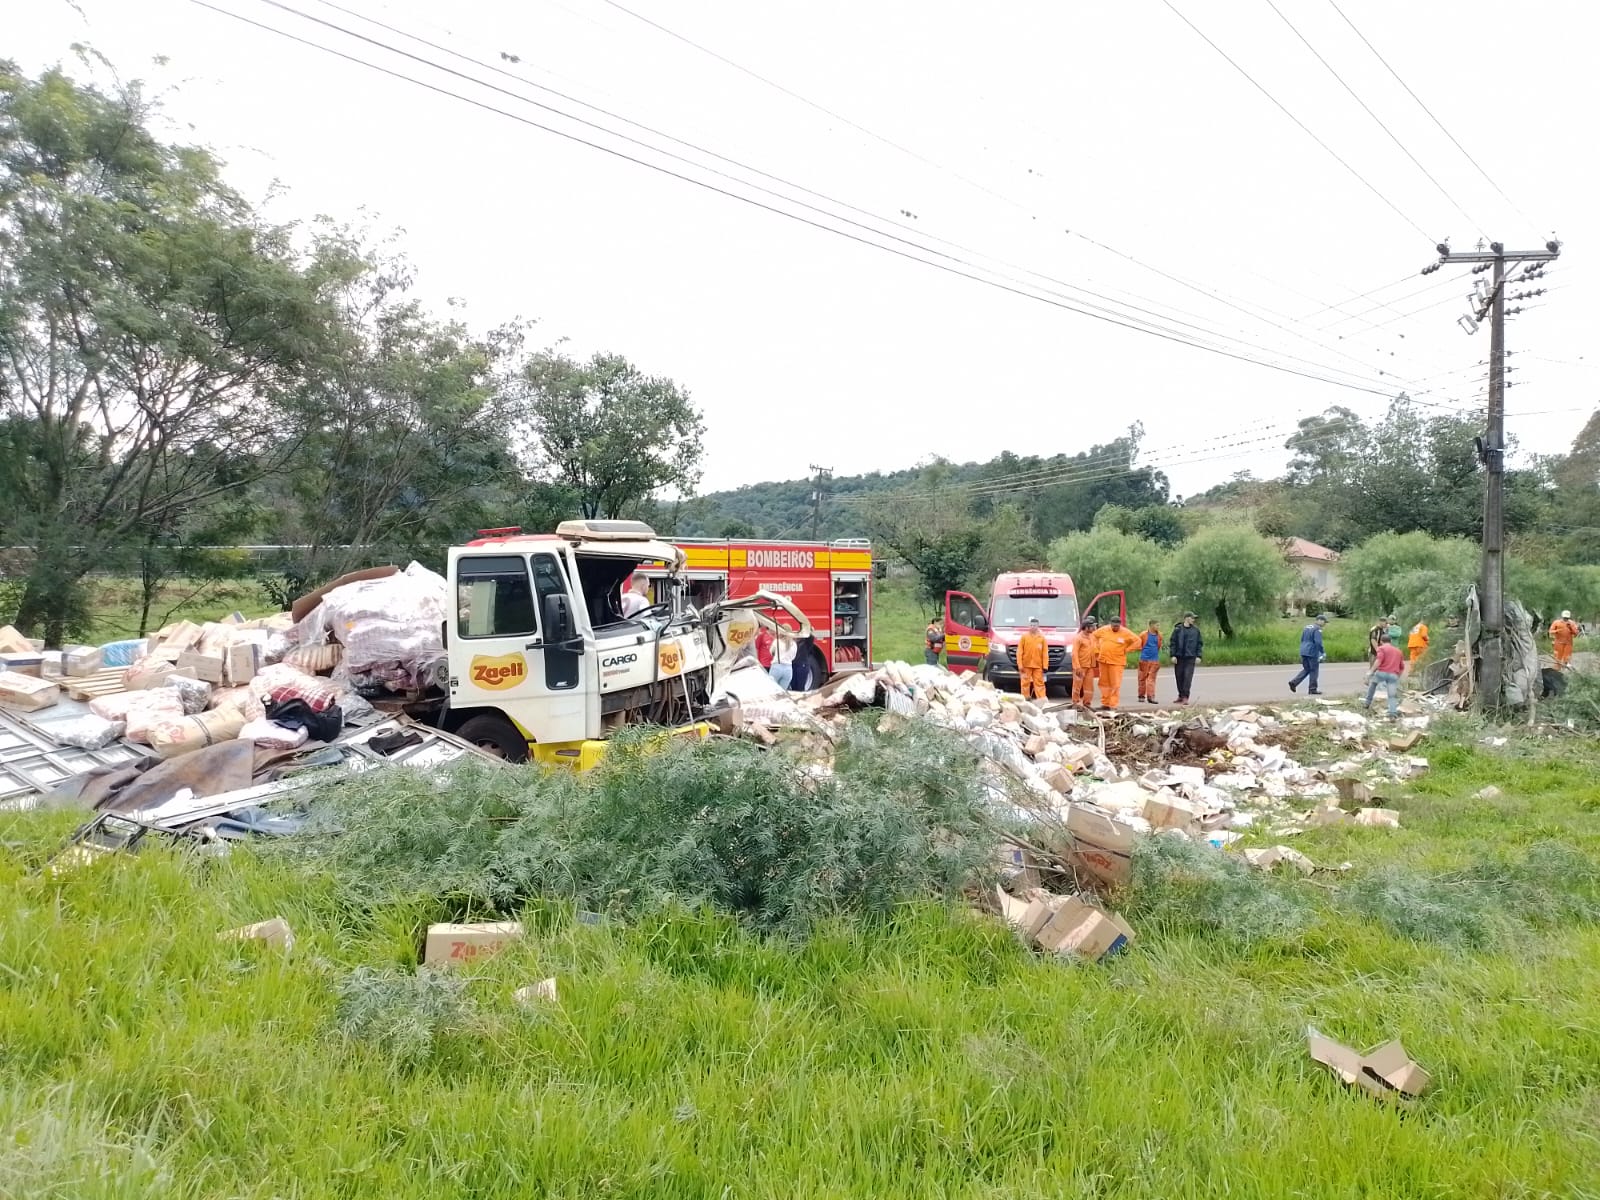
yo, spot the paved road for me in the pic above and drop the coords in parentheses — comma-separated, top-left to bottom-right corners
(1112, 662, 1371, 709)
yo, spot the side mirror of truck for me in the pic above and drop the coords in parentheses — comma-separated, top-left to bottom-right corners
(973, 613, 989, 632)
(543, 593, 575, 644)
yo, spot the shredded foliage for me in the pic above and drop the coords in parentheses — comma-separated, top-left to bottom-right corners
(333, 966, 477, 1069)
(292, 717, 998, 940)
(1341, 840, 1600, 948)
(1128, 835, 1314, 946)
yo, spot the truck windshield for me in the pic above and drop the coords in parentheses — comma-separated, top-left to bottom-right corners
(992, 594, 1078, 629)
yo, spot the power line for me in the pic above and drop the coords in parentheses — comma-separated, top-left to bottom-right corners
(580, 0, 1435, 362)
(1160, 0, 1435, 241)
(248, 0, 1426, 392)
(317, 0, 1425, 389)
(591, 0, 1027, 214)
(1326, 0, 1539, 232)
(196, 0, 1424, 399)
(1261, 0, 1485, 237)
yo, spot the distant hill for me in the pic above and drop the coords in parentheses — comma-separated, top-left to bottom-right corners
(673, 440, 1168, 544)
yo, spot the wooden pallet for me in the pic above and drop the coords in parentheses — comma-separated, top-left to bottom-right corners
(63, 669, 128, 701)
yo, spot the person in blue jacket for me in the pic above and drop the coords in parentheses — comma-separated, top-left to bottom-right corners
(1288, 613, 1330, 695)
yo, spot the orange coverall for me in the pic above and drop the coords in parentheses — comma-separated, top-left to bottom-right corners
(1551, 618, 1579, 667)
(1071, 630, 1099, 707)
(1093, 625, 1143, 709)
(1017, 630, 1049, 700)
(1406, 622, 1429, 665)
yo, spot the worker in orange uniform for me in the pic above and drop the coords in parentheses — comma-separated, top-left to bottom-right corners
(1071, 618, 1100, 707)
(1406, 619, 1429, 666)
(1017, 616, 1049, 700)
(1093, 615, 1142, 711)
(1136, 619, 1163, 703)
(1551, 610, 1580, 668)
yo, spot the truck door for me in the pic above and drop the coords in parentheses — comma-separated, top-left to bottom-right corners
(943, 591, 990, 674)
(449, 549, 587, 744)
(1082, 590, 1127, 627)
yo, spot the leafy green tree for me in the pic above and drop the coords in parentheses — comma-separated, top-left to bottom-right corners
(265, 265, 527, 579)
(1163, 525, 1291, 638)
(1338, 531, 1478, 621)
(0, 59, 351, 642)
(1047, 527, 1166, 620)
(514, 349, 704, 520)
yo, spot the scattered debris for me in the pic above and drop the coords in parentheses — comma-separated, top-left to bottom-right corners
(1475, 785, 1504, 801)
(423, 921, 523, 968)
(513, 978, 559, 1006)
(998, 886, 1135, 963)
(219, 916, 295, 952)
(1242, 845, 1315, 875)
(1354, 808, 1402, 828)
(1307, 1027, 1431, 1101)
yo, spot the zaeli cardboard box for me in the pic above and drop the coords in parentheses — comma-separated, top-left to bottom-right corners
(0, 652, 43, 678)
(424, 921, 524, 968)
(1064, 803, 1136, 887)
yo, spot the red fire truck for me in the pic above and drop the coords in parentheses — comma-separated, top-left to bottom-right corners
(638, 538, 874, 676)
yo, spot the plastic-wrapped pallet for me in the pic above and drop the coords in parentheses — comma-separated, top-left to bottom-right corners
(300, 562, 448, 687)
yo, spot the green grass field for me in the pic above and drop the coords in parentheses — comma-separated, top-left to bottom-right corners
(3, 717, 1598, 1197)
(80, 577, 274, 643)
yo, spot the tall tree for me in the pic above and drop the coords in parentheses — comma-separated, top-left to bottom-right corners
(1163, 525, 1291, 638)
(0, 60, 350, 641)
(514, 349, 704, 520)
(1047, 527, 1167, 618)
(265, 263, 527, 579)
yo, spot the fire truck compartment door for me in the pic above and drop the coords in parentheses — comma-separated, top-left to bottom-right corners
(1083, 590, 1127, 627)
(944, 590, 990, 673)
(450, 549, 586, 744)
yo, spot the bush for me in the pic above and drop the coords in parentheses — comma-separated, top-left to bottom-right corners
(1162, 525, 1292, 638)
(292, 717, 1000, 940)
(1046, 527, 1167, 620)
(1339, 532, 1477, 620)
(1128, 835, 1314, 946)
(334, 966, 477, 1068)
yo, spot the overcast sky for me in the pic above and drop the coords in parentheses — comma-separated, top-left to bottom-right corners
(9, 0, 1596, 512)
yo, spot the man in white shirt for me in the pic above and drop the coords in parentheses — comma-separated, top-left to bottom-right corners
(620, 575, 651, 618)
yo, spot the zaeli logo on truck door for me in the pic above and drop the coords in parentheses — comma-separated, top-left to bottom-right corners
(470, 653, 527, 690)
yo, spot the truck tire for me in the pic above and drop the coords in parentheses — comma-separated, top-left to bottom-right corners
(454, 714, 530, 763)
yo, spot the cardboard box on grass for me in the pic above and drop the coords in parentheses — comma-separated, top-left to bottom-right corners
(1306, 1027, 1430, 1101)
(1143, 790, 1203, 833)
(219, 916, 295, 952)
(424, 921, 523, 968)
(513, 978, 559, 1006)
(1034, 897, 1135, 963)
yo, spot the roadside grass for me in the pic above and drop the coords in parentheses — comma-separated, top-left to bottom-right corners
(3, 723, 1600, 1197)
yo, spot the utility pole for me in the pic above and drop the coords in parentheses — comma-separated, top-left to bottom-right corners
(808, 464, 832, 540)
(1424, 238, 1560, 706)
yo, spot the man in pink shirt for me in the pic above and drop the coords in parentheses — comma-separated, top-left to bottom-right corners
(1364, 634, 1406, 717)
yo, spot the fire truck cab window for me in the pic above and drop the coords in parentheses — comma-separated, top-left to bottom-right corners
(992, 593, 1078, 630)
(457, 555, 537, 638)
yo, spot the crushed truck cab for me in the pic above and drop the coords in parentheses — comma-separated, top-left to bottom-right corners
(436, 520, 717, 759)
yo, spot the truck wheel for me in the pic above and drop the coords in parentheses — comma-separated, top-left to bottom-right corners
(454, 715, 530, 763)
